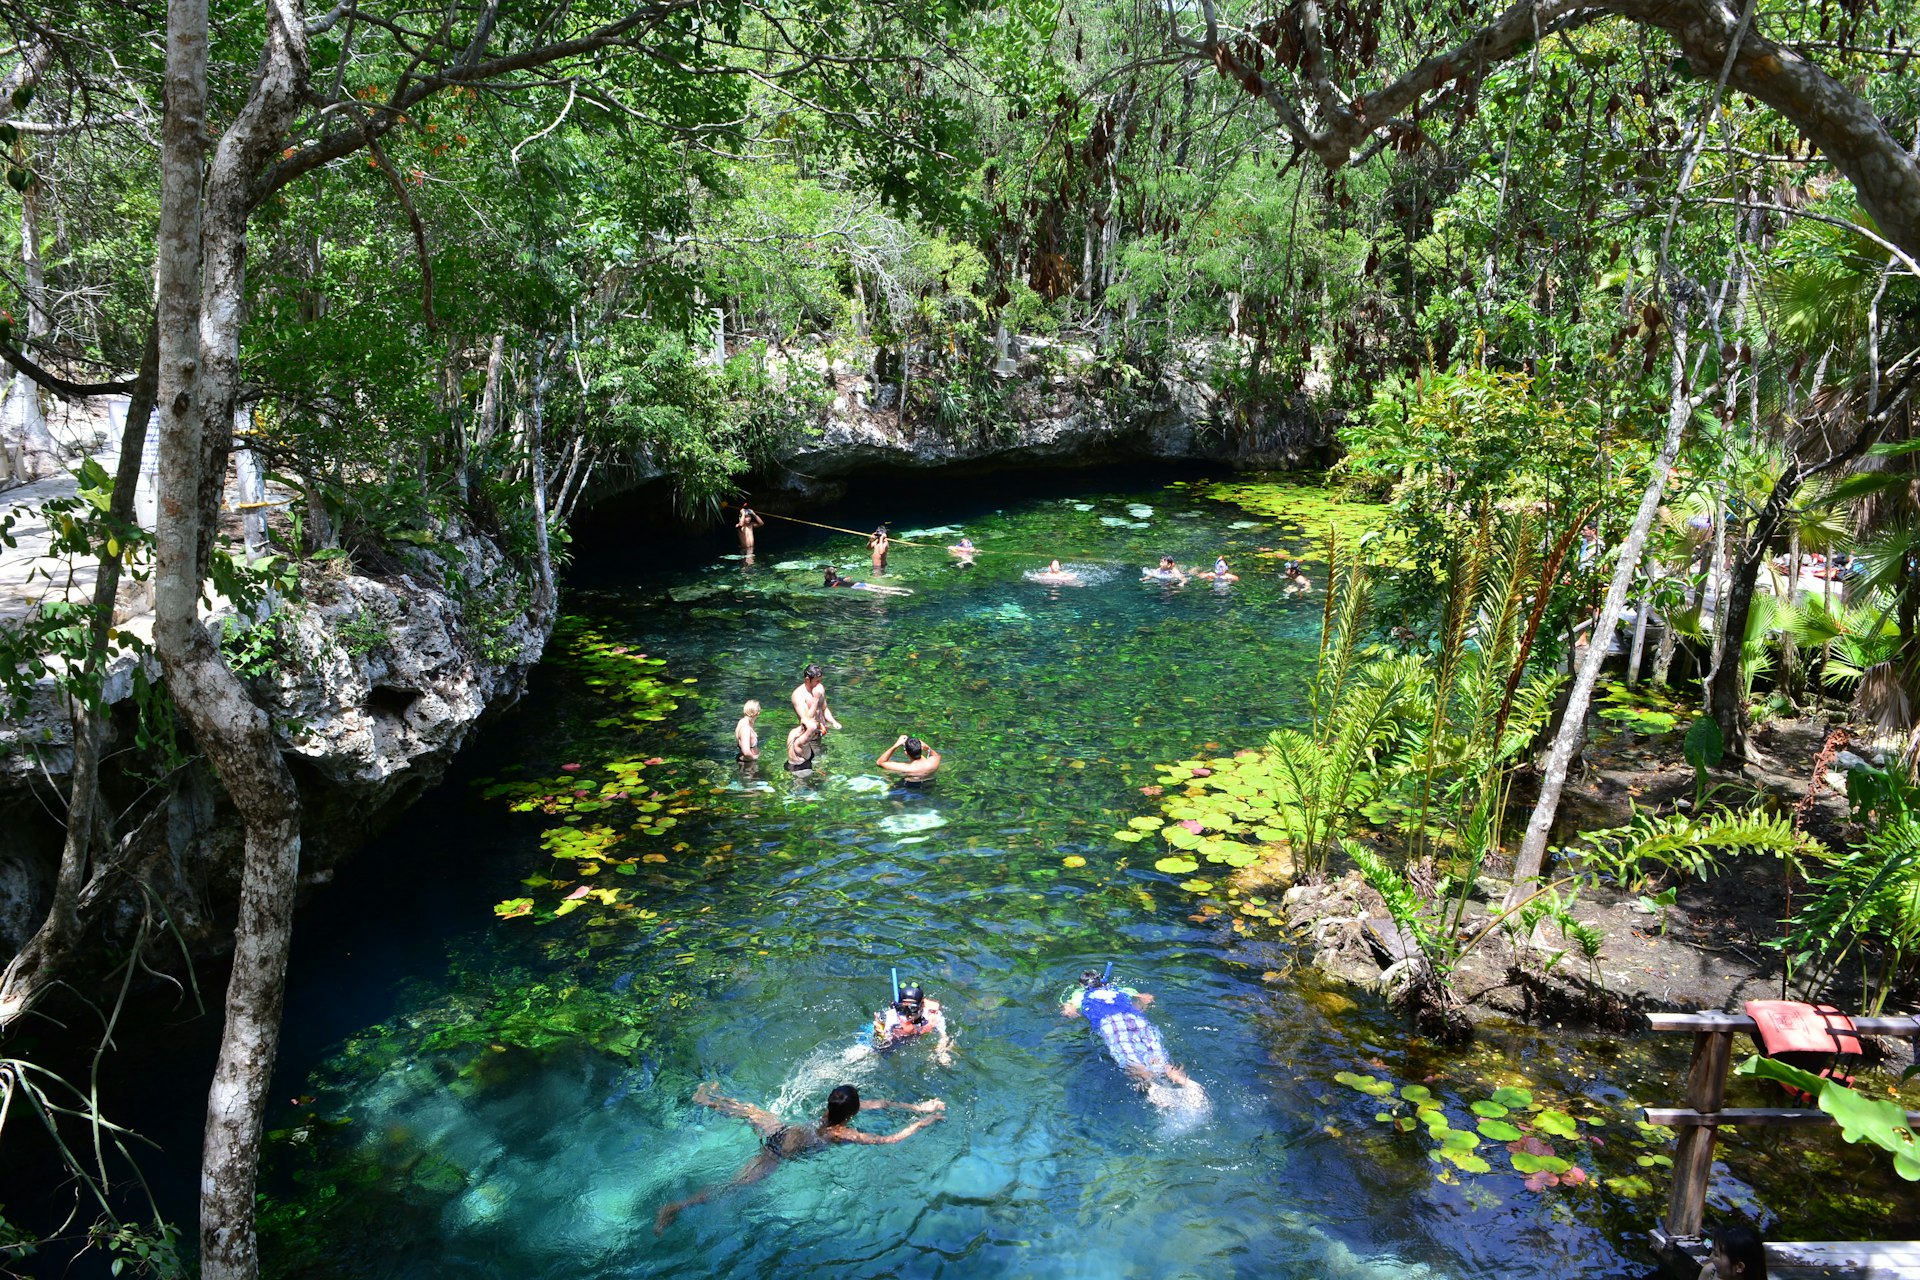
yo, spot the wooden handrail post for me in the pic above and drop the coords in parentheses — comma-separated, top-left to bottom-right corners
(1664, 1028, 1734, 1238)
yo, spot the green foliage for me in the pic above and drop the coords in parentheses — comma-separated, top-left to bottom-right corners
(220, 614, 286, 680)
(1339, 1069, 1599, 1187)
(1568, 806, 1820, 895)
(1786, 797, 1920, 1016)
(1735, 1055, 1920, 1181)
(333, 607, 391, 660)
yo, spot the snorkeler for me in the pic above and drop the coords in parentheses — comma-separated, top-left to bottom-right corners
(1030, 559, 1081, 585)
(873, 983, 954, 1064)
(1142, 555, 1186, 584)
(736, 504, 765, 551)
(1198, 557, 1239, 582)
(822, 565, 914, 596)
(791, 663, 844, 739)
(868, 524, 890, 575)
(876, 734, 941, 781)
(1061, 969, 1204, 1111)
(1280, 560, 1312, 595)
(735, 700, 762, 762)
(654, 1083, 945, 1233)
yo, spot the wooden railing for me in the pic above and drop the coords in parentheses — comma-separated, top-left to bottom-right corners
(1644, 1011, 1920, 1278)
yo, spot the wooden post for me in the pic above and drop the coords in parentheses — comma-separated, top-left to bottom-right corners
(1664, 1028, 1733, 1238)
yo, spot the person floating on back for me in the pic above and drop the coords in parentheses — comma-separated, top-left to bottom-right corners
(822, 565, 913, 596)
(1062, 969, 1205, 1112)
(873, 983, 954, 1065)
(654, 1083, 944, 1233)
(877, 734, 940, 782)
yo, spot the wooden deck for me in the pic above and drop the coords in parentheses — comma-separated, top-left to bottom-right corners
(1644, 1012, 1920, 1279)
(1656, 1228, 1920, 1279)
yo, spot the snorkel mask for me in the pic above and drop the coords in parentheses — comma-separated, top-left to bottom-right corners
(896, 984, 927, 1023)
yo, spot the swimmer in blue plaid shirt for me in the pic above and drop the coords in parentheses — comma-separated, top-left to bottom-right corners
(1061, 969, 1206, 1112)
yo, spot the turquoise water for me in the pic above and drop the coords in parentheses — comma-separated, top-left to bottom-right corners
(259, 476, 1694, 1278)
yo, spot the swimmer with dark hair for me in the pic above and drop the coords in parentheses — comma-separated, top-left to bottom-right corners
(654, 1083, 944, 1233)
(877, 733, 941, 781)
(1030, 558, 1082, 584)
(822, 565, 913, 596)
(1280, 560, 1312, 595)
(1142, 554, 1186, 584)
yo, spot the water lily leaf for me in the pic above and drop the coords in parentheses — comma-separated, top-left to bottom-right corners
(1477, 1119, 1525, 1142)
(1128, 816, 1165, 830)
(1441, 1129, 1481, 1152)
(1062, 855, 1087, 868)
(1221, 848, 1260, 868)
(1491, 1086, 1534, 1109)
(1334, 1071, 1395, 1097)
(1154, 856, 1199, 875)
(1112, 830, 1146, 843)
(1399, 1085, 1434, 1105)
(1441, 1150, 1492, 1175)
(493, 898, 534, 919)
(1163, 825, 1202, 850)
(1534, 1110, 1579, 1139)
(1470, 1100, 1510, 1119)
(1178, 879, 1213, 893)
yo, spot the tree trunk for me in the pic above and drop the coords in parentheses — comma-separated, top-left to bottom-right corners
(527, 349, 556, 621)
(156, 3, 312, 1277)
(4, 159, 61, 478)
(1627, 574, 1652, 686)
(1508, 305, 1696, 902)
(0, 321, 159, 1026)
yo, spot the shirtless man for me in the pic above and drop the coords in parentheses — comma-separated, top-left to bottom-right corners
(868, 525, 890, 575)
(877, 734, 941, 781)
(654, 1083, 943, 1232)
(736, 504, 765, 550)
(791, 663, 843, 738)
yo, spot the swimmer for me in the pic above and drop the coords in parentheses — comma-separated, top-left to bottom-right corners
(877, 733, 941, 781)
(786, 721, 822, 772)
(1142, 554, 1186, 584)
(1280, 559, 1312, 595)
(1197, 557, 1239, 582)
(735, 503, 765, 550)
(654, 1083, 944, 1233)
(868, 524, 890, 575)
(1061, 969, 1204, 1111)
(822, 565, 914, 596)
(873, 983, 954, 1064)
(1030, 558, 1082, 585)
(948, 536, 977, 563)
(791, 663, 843, 739)
(735, 699, 762, 762)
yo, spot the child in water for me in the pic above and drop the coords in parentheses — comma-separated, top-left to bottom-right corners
(734, 700, 761, 762)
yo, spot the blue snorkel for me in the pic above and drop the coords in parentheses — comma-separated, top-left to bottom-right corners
(891, 967, 900, 1005)
(1100, 961, 1112, 987)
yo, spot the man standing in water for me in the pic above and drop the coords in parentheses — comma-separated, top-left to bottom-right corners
(791, 663, 843, 739)
(868, 524, 890, 575)
(876, 734, 941, 781)
(654, 1083, 944, 1233)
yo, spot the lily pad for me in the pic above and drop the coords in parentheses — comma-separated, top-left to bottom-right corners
(1470, 1100, 1510, 1119)
(1154, 856, 1200, 875)
(1477, 1119, 1524, 1142)
(1490, 1086, 1534, 1109)
(1334, 1071, 1395, 1097)
(1534, 1110, 1579, 1139)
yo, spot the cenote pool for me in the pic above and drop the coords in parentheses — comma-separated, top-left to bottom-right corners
(237, 471, 1899, 1279)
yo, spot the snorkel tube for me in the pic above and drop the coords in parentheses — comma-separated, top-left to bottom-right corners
(1100, 961, 1113, 986)
(892, 967, 901, 1005)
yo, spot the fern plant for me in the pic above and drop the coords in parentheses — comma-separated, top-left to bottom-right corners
(1786, 814, 1920, 1016)
(1568, 806, 1822, 894)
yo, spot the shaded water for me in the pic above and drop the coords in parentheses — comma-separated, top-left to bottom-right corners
(247, 474, 1894, 1278)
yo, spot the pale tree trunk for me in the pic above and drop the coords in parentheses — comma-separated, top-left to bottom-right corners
(1627, 574, 1652, 686)
(1508, 303, 1697, 903)
(4, 163, 62, 477)
(527, 349, 556, 620)
(155, 2, 311, 1277)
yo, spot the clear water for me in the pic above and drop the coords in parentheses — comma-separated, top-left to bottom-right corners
(252, 475, 1858, 1279)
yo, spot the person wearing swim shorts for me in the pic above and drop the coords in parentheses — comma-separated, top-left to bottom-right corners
(734, 700, 761, 762)
(786, 722, 821, 772)
(654, 1083, 944, 1232)
(868, 524, 890, 575)
(877, 734, 941, 781)
(1061, 970, 1194, 1093)
(791, 663, 843, 739)
(873, 983, 954, 1064)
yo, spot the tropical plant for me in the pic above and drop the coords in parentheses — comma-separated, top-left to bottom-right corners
(1785, 810, 1920, 1016)
(1566, 806, 1821, 896)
